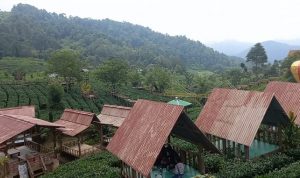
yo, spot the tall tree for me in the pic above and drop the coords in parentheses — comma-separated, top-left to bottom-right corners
(95, 59, 129, 94)
(145, 66, 170, 93)
(48, 49, 83, 92)
(246, 43, 267, 77)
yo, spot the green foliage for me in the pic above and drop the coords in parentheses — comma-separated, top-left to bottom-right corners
(256, 161, 300, 178)
(48, 82, 64, 110)
(215, 154, 293, 178)
(284, 148, 300, 161)
(203, 153, 226, 173)
(48, 49, 83, 91)
(246, 43, 268, 66)
(95, 59, 129, 93)
(145, 66, 171, 93)
(282, 111, 300, 150)
(0, 4, 240, 71)
(41, 151, 120, 178)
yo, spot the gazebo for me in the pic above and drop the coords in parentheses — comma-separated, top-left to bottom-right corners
(195, 88, 290, 159)
(97, 105, 132, 144)
(107, 99, 220, 178)
(54, 109, 101, 157)
(168, 97, 192, 111)
(264, 81, 300, 126)
(0, 106, 63, 177)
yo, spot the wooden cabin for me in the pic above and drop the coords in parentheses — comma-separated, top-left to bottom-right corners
(0, 106, 62, 177)
(107, 99, 220, 178)
(195, 88, 290, 160)
(97, 105, 132, 145)
(54, 109, 101, 158)
(264, 81, 300, 126)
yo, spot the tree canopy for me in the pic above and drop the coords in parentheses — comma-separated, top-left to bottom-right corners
(95, 59, 129, 93)
(48, 49, 83, 91)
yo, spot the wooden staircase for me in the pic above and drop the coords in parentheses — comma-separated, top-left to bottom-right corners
(26, 154, 47, 177)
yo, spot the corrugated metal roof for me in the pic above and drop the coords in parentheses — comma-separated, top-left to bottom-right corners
(265, 81, 300, 125)
(0, 106, 35, 117)
(107, 99, 219, 177)
(0, 114, 63, 145)
(195, 88, 284, 146)
(54, 109, 97, 136)
(97, 105, 131, 127)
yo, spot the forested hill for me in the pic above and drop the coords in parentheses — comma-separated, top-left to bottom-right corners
(0, 4, 240, 71)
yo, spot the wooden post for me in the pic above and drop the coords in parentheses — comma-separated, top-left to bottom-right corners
(222, 139, 227, 154)
(197, 145, 205, 174)
(244, 145, 250, 160)
(98, 124, 103, 147)
(77, 136, 81, 157)
(237, 143, 241, 158)
(278, 126, 282, 148)
(52, 129, 57, 149)
(167, 135, 171, 144)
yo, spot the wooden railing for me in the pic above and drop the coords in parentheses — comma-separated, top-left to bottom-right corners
(25, 140, 53, 153)
(256, 127, 281, 145)
(62, 145, 80, 157)
(172, 145, 201, 170)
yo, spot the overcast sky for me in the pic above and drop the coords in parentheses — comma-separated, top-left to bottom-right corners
(2, 0, 300, 44)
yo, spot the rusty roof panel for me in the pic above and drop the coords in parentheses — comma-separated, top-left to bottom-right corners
(97, 105, 131, 127)
(195, 88, 274, 146)
(264, 81, 300, 125)
(54, 109, 96, 136)
(0, 106, 35, 117)
(107, 99, 184, 177)
(0, 114, 63, 145)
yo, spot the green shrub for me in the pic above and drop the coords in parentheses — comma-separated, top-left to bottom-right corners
(256, 161, 300, 178)
(215, 153, 293, 178)
(284, 148, 300, 161)
(203, 153, 226, 173)
(41, 151, 120, 178)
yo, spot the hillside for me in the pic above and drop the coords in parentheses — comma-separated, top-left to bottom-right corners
(0, 4, 241, 71)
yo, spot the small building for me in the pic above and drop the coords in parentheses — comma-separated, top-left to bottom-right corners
(195, 88, 290, 159)
(168, 97, 192, 111)
(97, 105, 132, 144)
(0, 106, 63, 178)
(107, 99, 220, 178)
(54, 109, 101, 158)
(264, 81, 300, 126)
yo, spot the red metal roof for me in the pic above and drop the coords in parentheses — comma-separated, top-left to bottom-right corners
(0, 114, 63, 145)
(264, 81, 300, 125)
(107, 99, 219, 177)
(195, 88, 279, 146)
(55, 109, 97, 136)
(97, 105, 131, 127)
(0, 106, 35, 117)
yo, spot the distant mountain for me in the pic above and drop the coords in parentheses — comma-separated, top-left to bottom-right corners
(209, 40, 300, 63)
(0, 4, 241, 71)
(238, 41, 300, 63)
(207, 40, 252, 56)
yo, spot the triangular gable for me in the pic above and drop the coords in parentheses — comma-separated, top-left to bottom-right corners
(107, 99, 219, 177)
(264, 81, 300, 125)
(195, 88, 288, 146)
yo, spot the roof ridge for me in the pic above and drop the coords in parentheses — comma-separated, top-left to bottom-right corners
(103, 104, 132, 110)
(64, 109, 95, 116)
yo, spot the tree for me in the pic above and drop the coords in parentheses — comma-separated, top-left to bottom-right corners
(48, 49, 83, 92)
(48, 82, 64, 122)
(145, 67, 170, 93)
(246, 43, 267, 77)
(95, 59, 129, 93)
(282, 111, 300, 150)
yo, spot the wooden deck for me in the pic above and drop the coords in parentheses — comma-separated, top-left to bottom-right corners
(62, 141, 101, 158)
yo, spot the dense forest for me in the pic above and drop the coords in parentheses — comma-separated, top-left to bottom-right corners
(0, 4, 241, 71)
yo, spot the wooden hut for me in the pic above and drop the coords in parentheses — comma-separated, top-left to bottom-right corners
(54, 109, 101, 158)
(97, 105, 132, 144)
(195, 88, 290, 160)
(264, 81, 300, 126)
(107, 99, 220, 178)
(0, 106, 63, 177)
